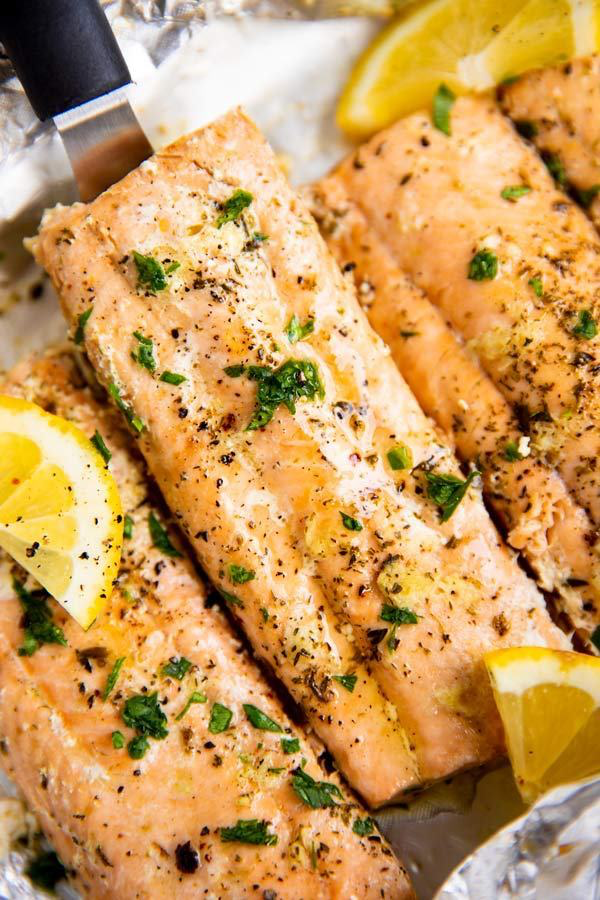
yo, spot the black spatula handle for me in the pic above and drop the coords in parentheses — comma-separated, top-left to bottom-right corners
(0, 0, 131, 121)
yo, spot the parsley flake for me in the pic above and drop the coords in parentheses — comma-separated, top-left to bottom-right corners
(381, 604, 418, 625)
(209, 702, 233, 733)
(220, 589, 244, 608)
(426, 469, 480, 521)
(220, 819, 278, 846)
(216, 189, 253, 228)
(291, 767, 342, 809)
(528, 277, 543, 297)
(90, 430, 111, 464)
(340, 511, 363, 532)
(228, 564, 255, 585)
(332, 673, 357, 693)
(103, 656, 125, 701)
(501, 185, 531, 201)
(112, 730, 125, 749)
(573, 310, 598, 340)
(122, 692, 168, 739)
(240, 359, 325, 431)
(353, 817, 375, 836)
(286, 314, 315, 344)
(14, 579, 67, 656)
(387, 445, 413, 471)
(160, 370, 187, 386)
(133, 250, 168, 293)
(123, 514, 134, 539)
(74, 306, 92, 344)
(243, 704, 283, 732)
(108, 382, 144, 433)
(175, 691, 207, 721)
(162, 656, 192, 680)
(573, 184, 600, 208)
(468, 250, 498, 281)
(132, 331, 156, 372)
(542, 151, 567, 188)
(504, 441, 523, 462)
(223, 364, 246, 378)
(128, 734, 149, 759)
(26, 850, 66, 891)
(148, 512, 182, 558)
(432, 83, 455, 136)
(281, 737, 300, 754)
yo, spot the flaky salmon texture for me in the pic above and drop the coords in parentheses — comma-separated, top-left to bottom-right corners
(0, 349, 409, 899)
(309, 94, 600, 651)
(33, 109, 567, 813)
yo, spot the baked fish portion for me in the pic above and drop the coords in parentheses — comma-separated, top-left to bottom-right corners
(0, 348, 410, 899)
(34, 109, 566, 806)
(309, 167, 600, 647)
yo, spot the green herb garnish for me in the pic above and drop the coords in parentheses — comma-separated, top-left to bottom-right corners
(108, 382, 144, 433)
(572, 184, 600, 208)
(26, 850, 66, 891)
(208, 702, 233, 734)
(175, 691, 207, 721)
(281, 737, 300, 754)
(500, 185, 531, 201)
(133, 250, 168, 293)
(123, 514, 134, 539)
(286, 315, 315, 344)
(353, 817, 375, 836)
(165, 261, 180, 275)
(332, 673, 357, 693)
(228, 564, 255, 585)
(432, 83, 455, 136)
(387, 445, 413, 471)
(74, 306, 93, 344)
(291, 767, 342, 809)
(132, 331, 156, 372)
(112, 730, 125, 749)
(340, 511, 363, 532)
(243, 704, 283, 732)
(468, 250, 498, 281)
(425, 469, 480, 521)
(528, 276, 543, 297)
(160, 371, 187, 386)
(148, 512, 181, 558)
(220, 589, 244, 608)
(504, 441, 523, 462)
(162, 656, 192, 680)
(122, 692, 168, 739)
(381, 604, 418, 625)
(14, 579, 67, 657)
(223, 364, 246, 378)
(103, 656, 125, 701)
(220, 819, 277, 846)
(90, 430, 111, 464)
(238, 359, 325, 431)
(216, 189, 253, 228)
(128, 734, 149, 759)
(573, 309, 598, 340)
(542, 151, 567, 188)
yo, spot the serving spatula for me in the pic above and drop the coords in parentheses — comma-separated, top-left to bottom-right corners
(0, 0, 152, 201)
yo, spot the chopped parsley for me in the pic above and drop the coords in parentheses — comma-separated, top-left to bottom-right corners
(260, 607, 269, 622)
(340, 511, 363, 532)
(432, 83, 455, 136)
(165, 261, 180, 275)
(591, 625, 600, 652)
(332, 673, 357, 693)
(353, 817, 375, 836)
(243, 703, 283, 732)
(220, 819, 278, 846)
(108, 382, 144, 433)
(387, 445, 413, 471)
(162, 656, 192, 680)
(513, 119, 539, 140)
(291, 767, 342, 809)
(127, 734, 149, 759)
(425, 469, 480, 522)
(123, 514, 134, 539)
(160, 370, 187, 386)
(286, 314, 315, 344)
(281, 737, 300, 754)
(468, 250, 498, 281)
(572, 184, 600, 208)
(103, 656, 125, 701)
(381, 604, 418, 625)
(573, 309, 598, 340)
(112, 730, 125, 749)
(208, 702, 233, 733)
(228, 564, 255, 585)
(14, 579, 67, 656)
(542, 151, 567, 188)
(26, 850, 66, 891)
(231, 359, 324, 431)
(500, 184, 531, 201)
(175, 691, 207, 721)
(122, 692, 168, 739)
(133, 250, 168, 293)
(90, 430, 111, 464)
(220, 589, 244, 608)
(216, 189, 253, 228)
(132, 331, 156, 372)
(528, 276, 543, 297)
(74, 306, 92, 344)
(504, 441, 523, 462)
(148, 512, 182, 557)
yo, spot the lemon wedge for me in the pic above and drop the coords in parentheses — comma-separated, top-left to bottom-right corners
(485, 647, 600, 803)
(337, 0, 600, 138)
(0, 395, 122, 628)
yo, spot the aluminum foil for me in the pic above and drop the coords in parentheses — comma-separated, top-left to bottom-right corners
(0, 2, 599, 898)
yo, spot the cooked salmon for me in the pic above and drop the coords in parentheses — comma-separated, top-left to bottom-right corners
(0, 348, 410, 899)
(309, 167, 600, 646)
(499, 56, 600, 230)
(33, 109, 568, 805)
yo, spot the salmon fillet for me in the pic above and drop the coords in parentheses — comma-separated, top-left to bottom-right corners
(499, 56, 600, 230)
(0, 347, 410, 899)
(33, 109, 567, 804)
(309, 168, 600, 646)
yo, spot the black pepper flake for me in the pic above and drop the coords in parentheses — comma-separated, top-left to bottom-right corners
(175, 841, 199, 874)
(178, 408, 188, 419)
